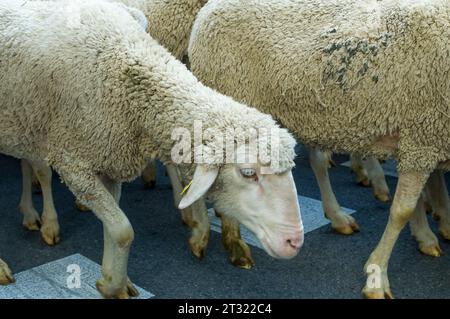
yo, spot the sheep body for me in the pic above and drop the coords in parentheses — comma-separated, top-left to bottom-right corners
(190, 0, 450, 172)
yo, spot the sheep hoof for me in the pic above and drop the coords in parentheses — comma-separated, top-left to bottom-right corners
(419, 244, 443, 257)
(21, 209, 42, 231)
(189, 240, 207, 260)
(0, 260, 15, 285)
(40, 220, 60, 246)
(23, 218, 41, 231)
(96, 278, 139, 299)
(362, 287, 394, 299)
(374, 192, 391, 203)
(189, 228, 209, 260)
(75, 200, 90, 212)
(331, 214, 360, 235)
(225, 239, 254, 270)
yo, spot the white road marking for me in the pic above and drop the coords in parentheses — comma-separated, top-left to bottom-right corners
(0, 254, 154, 299)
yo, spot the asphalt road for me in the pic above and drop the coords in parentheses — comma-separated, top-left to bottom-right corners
(0, 148, 449, 299)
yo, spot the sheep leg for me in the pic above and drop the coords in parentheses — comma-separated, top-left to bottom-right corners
(0, 258, 14, 285)
(309, 147, 359, 235)
(350, 154, 370, 186)
(363, 171, 429, 299)
(56, 164, 137, 299)
(98, 175, 137, 298)
(187, 200, 210, 259)
(322, 150, 336, 168)
(28, 161, 60, 245)
(216, 211, 254, 269)
(363, 157, 391, 203)
(142, 160, 157, 189)
(166, 164, 210, 259)
(425, 171, 450, 239)
(19, 159, 41, 231)
(409, 194, 442, 257)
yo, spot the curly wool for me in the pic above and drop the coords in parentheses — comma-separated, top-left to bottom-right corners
(0, 0, 296, 189)
(112, 0, 207, 59)
(189, 0, 450, 172)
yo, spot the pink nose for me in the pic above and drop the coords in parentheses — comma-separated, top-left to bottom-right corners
(285, 231, 304, 251)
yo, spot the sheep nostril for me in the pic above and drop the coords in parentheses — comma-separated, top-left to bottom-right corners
(287, 238, 299, 249)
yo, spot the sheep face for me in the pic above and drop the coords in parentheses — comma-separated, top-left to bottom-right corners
(179, 163, 304, 259)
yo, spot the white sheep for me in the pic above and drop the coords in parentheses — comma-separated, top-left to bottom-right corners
(0, 0, 304, 297)
(188, 0, 450, 298)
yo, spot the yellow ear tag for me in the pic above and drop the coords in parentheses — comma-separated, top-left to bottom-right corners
(180, 179, 193, 196)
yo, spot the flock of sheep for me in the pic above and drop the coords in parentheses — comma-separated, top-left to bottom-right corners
(0, 0, 449, 299)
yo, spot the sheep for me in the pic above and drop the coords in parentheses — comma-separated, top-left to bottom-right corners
(0, 0, 304, 298)
(187, 0, 450, 298)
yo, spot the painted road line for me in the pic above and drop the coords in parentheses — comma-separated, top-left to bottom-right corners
(208, 195, 356, 249)
(0, 254, 154, 299)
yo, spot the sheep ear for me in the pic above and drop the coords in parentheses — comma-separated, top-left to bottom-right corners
(178, 165, 219, 209)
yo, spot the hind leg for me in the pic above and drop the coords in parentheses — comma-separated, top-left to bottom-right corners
(410, 194, 442, 257)
(19, 159, 41, 231)
(364, 157, 391, 203)
(309, 147, 359, 234)
(350, 154, 370, 187)
(29, 161, 60, 245)
(425, 171, 450, 239)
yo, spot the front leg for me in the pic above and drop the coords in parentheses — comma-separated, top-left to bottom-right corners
(56, 166, 137, 299)
(363, 171, 429, 299)
(216, 211, 254, 269)
(166, 164, 211, 259)
(309, 147, 359, 235)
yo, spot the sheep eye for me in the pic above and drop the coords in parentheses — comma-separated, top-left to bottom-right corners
(240, 168, 257, 178)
